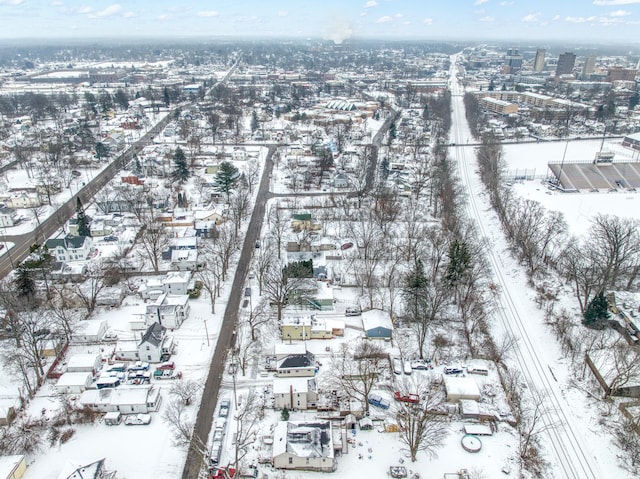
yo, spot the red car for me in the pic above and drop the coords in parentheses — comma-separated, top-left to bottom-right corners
(210, 467, 236, 479)
(394, 391, 420, 404)
(157, 361, 175, 370)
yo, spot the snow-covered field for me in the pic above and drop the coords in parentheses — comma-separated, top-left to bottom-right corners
(499, 140, 640, 235)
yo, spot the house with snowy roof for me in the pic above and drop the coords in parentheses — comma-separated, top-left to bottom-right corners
(272, 420, 336, 472)
(138, 322, 174, 363)
(45, 236, 93, 262)
(145, 292, 190, 329)
(276, 351, 317, 378)
(78, 385, 161, 414)
(273, 378, 318, 410)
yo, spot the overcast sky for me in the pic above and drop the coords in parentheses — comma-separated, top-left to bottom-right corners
(0, 0, 639, 43)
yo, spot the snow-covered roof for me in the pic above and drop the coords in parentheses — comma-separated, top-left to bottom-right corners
(73, 319, 106, 336)
(67, 353, 101, 370)
(57, 372, 92, 387)
(273, 421, 334, 460)
(443, 376, 481, 399)
(361, 310, 393, 331)
(273, 377, 311, 395)
(274, 343, 307, 358)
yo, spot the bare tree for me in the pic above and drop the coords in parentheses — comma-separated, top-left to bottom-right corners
(137, 210, 169, 273)
(605, 341, 640, 398)
(163, 398, 208, 472)
(328, 340, 388, 413)
(196, 240, 224, 313)
(267, 204, 288, 260)
(232, 390, 263, 473)
(244, 299, 272, 342)
(169, 379, 202, 406)
(73, 263, 106, 317)
(395, 382, 449, 462)
(516, 390, 554, 477)
(252, 239, 274, 296)
(261, 259, 305, 322)
(228, 188, 251, 239)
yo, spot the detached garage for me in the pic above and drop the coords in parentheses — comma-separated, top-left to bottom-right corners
(56, 372, 93, 394)
(443, 376, 481, 402)
(72, 319, 107, 343)
(361, 310, 393, 339)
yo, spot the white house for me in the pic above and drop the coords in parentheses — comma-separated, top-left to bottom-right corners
(66, 353, 102, 375)
(162, 271, 192, 296)
(273, 378, 318, 410)
(78, 385, 161, 414)
(6, 192, 42, 209)
(145, 293, 190, 329)
(45, 236, 93, 263)
(71, 319, 107, 343)
(170, 248, 200, 271)
(276, 351, 317, 378)
(272, 421, 336, 472)
(138, 322, 174, 363)
(56, 372, 93, 394)
(114, 340, 140, 361)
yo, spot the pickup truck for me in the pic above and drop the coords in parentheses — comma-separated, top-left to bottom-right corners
(368, 394, 390, 410)
(153, 369, 182, 380)
(393, 391, 420, 404)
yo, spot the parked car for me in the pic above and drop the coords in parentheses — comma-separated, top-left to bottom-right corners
(368, 394, 390, 410)
(394, 391, 420, 404)
(103, 235, 118, 242)
(411, 360, 432, 370)
(124, 413, 152, 426)
(127, 361, 150, 372)
(219, 399, 230, 417)
(210, 467, 235, 479)
(345, 306, 362, 317)
(153, 369, 182, 380)
(157, 361, 175, 370)
(444, 365, 464, 375)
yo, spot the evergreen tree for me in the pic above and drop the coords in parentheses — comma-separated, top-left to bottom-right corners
(488, 79, 495, 91)
(251, 111, 259, 132)
(75, 197, 91, 237)
(171, 147, 190, 184)
(583, 292, 610, 328)
(163, 86, 171, 107)
(13, 266, 36, 304)
(213, 161, 240, 200)
(445, 239, 471, 288)
(281, 407, 290, 421)
(403, 259, 429, 318)
(94, 141, 109, 160)
(132, 154, 143, 176)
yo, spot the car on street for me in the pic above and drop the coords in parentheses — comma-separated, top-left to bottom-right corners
(219, 399, 230, 417)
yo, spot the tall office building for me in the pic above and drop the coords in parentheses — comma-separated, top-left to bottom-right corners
(533, 49, 545, 72)
(504, 47, 523, 72)
(582, 55, 596, 79)
(556, 52, 576, 76)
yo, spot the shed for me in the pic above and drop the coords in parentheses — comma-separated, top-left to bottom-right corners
(66, 353, 102, 375)
(361, 310, 393, 339)
(443, 376, 481, 402)
(0, 455, 26, 479)
(72, 319, 107, 343)
(56, 372, 93, 394)
(460, 399, 480, 419)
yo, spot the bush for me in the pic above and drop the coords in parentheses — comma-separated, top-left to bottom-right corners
(60, 428, 75, 444)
